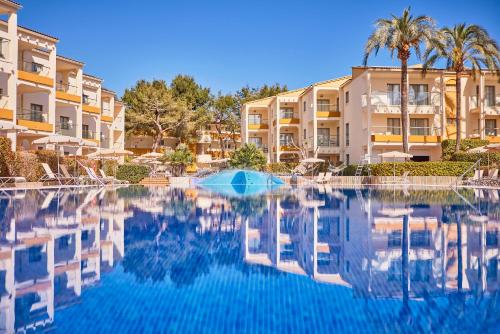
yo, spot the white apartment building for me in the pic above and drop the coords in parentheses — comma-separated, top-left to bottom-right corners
(0, 0, 125, 154)
(242, 66, 500, 164)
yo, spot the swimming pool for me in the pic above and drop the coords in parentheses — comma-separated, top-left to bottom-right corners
(0, 186, 498, 333)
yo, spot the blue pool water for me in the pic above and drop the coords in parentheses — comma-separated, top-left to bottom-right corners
(0, 186, 499, 333)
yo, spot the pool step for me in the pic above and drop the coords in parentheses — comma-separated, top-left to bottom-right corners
(139, 177, 170, 186)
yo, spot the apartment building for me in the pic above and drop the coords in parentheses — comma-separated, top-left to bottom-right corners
(0, 0, 125, 154)
(241, 67, 500, 164)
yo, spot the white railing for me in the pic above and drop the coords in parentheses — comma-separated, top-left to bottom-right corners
(316, 104, 339, 112)
(0, 38, 10, 60)
(371, 126, 441, 136)
(56, 81, 79, 95)
(364, 91, 441, 114)
(19, 60, 51, 76)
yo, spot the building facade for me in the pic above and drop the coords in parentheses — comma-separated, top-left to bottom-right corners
(0, 0, 125, 154)
(241, 67, 500, 164)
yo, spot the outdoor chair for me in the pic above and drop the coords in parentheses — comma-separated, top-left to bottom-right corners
(317, 172, 333, 184)
(99, 169, 129, 185)
(315, 172, 325, 183)
(383, 171, 410, 184)
(488, 168, 498, 179)
(329, 162, 347, 176)
(60, 165, 81, 185)
(39, 163, 73, 185)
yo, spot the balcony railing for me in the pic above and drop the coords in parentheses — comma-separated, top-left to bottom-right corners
(316, 104, 339, 112)
(56, 81, 79, 95)
(102, 107, 112, 116)
(365, 91, 440, 110)
(17, 108, 48, 123)
(251, 144, 268, 153)
(485, 94, 500, 108)
(280, 138, 297, 146)
(371, 126, 441, 136)
(280, 111, 297, 119)
(469, 95, 500, 110)
(484, 128, 500, 137)
(317, 135, 339, 147)
(82, 95, 98, 106)
(56, 122, 76, 136)
(248, 118, 268, 125)
(19, 60, 50, 76)
(82, 129, 99, 140)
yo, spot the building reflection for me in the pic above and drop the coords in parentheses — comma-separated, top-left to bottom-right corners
(0, 186, 498, 333)
(0, 188, 127, 333)
(242, 187, 500, 299)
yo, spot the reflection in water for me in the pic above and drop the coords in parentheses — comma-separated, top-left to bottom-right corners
(0, 186, 498, 333)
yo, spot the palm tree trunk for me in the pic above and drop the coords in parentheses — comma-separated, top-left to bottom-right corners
(455, 72, 462, 152)
(401, 58, 409, 154)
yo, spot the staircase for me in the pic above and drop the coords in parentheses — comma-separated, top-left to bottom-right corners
(139, 177, 170, 186)
(355, 156, 370, 183)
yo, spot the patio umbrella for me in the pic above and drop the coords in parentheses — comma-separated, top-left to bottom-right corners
(33, 134, 83, 175)
(378, 151, 413, 181)
(87, 148, 134, 159)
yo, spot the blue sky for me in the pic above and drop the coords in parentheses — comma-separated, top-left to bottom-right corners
(18, 0, 500, 96)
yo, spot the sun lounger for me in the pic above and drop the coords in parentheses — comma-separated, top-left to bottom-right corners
(84, 167, 107, 186)
(39, 163, 73, 185)
(488, 168, 498, 179)
(99, 169, 129, 184)
(0, 176, 26, 188)
(317, 172, 333, 184)
(329, 162, 347, 176)
(60, 165, 81, 185)
(383, 171, 410, 184)
(315, 172, 325, 183)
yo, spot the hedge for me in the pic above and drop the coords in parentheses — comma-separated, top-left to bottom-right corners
(451, 152, 500, 166)
(116, 164, 150, 183)
(441, 139, 488, 160)
(264, 162, 299, 174)
(343, 161, 474, 177)
(0, 137, 14, 177)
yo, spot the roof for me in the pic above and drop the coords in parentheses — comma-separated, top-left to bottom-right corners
(101, 87, 116, 94)
(299, 75, 351, 96)
(83, 73, 103, 82)
(18, 25, 59, 43)
(57, 54, 84, 66)
(0, 0, 21, 10)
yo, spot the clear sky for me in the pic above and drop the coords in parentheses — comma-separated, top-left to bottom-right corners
(17, 0, 500, 96)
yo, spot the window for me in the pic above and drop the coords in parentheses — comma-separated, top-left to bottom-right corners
(410, 118, 430, 135)
(486, 119, 497, 136)
(248, 114, 262, 125)
(345, 123, 349, 146)
(60, 116, 70, 130)
(30, 104, 43, 122)
(82, 230, 89, 241)
(346, 154, 350, 165)
(317, 99, 330, 112)
(345, 91, 349, 104)
(317, 128, 330, 146)
(31, 62, 43, 73)
(388, 231, 402, 247)
(280, 107, 294, 119)
(28, 246, 42, 263)
(336, 97, 340, 111)
(409, 84, 429, 105)
(0, 37, 6, 59)
(303, 129, 306, 140)
(486, 86, 496, 107)
(0, 88, 3, 96)
(58, 236, 70, 250)
(280, 133, 294, 146)
(248, 137, 262, 148)
(387, 118, 401, 135)
(345, 218, 350, 241)
(303, 101, 306, 112)
(82, 124, 90, 138)
(387, 84, 401, 105)
(82, 94, 89, 104)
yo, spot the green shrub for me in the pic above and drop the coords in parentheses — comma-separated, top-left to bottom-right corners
(116, 164, 150, 183)
(13, 152, 43, 181)
(264, 162, 299, 174)
(34, 150, 60, 172)
(451, 152, 500, 166)
(103, 160, 119, 177)
(161, 144, 194, 176)
(0, 137, 14, 177)
(369, 161, 473, 176)
(441, 139, 488, 160)
(229, 143, 267, 171)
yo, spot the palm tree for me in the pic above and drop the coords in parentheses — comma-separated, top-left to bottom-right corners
(424, 24, 500, 152)
(364, 8, 436, 154)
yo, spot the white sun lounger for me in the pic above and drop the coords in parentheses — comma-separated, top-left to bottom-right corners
(0, 176, 26, 187)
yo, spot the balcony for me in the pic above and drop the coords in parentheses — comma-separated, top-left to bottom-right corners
(279, 139, 299, 151)
(252, 144, 268, 153)
(82, 128, 99, 142)
(82, 96, 101, 114)
(371, 126, 441, 144)
(316, 104, 340, 118)
(473, 128, 500, 143)
(279, 111, 300, 125)
(56, 82, 81, 103)
(18, 61, 54, 87)
(363, 92, 440, 115)
(248, 118, 269, 130)
(57, 123, 77, 137)
(101, 110, 113, 123)
(309, 135, 340, 154)
(16, 108, 53, 132)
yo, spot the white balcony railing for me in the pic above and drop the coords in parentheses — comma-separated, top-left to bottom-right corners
(316, 104, 339, 112)
(0, 38, 10, 60)
(363, 91, 441, 114)
(371, 126, 441, 136)
(17, 107, 48, 123)
(19, 60, 51, 76)
(56, 81, 79, 95)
